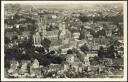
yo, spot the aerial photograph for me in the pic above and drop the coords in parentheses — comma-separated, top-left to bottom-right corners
(3, 2, 125, 79)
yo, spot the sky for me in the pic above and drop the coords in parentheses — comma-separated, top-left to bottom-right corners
(4, 2, 123, 9)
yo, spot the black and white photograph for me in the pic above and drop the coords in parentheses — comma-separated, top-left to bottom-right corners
(1, 1, 127, 81)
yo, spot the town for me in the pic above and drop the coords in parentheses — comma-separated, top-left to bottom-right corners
(4, 4, 124, 78)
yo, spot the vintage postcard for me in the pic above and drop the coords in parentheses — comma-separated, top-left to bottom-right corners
(1, 1, 127, 81)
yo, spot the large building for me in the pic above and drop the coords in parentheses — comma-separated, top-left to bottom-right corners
(33, 15, 71, 49)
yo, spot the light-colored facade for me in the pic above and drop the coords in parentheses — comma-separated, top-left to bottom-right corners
(33, 32, 42, 47)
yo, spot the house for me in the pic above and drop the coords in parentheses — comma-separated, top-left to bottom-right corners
(19, 62, 28, 74)
(5, 24, 13, 29)
(60, 44, 74, 54)
(71, 63, 79, 72)
(87, 66, 99, 72)
(106, 30, 112, 37)
(72, 32, 80, 40)
(18, 31, 31, 41)
(87, 51, 98, 57)
(63, 59, 83, 73)
(65, 54, 75, 64)
(87, 33, 93, 41)
(63, 62, 69, 71)
(5, 31, 17, 40)
(83, 56, 90, 66)
(8, 59, 19, 74)
(63, 52, 85, 73)
(30, 59, 41, 77)
(77, 40, 87, 47)
(18, 60, 30, 75)
(84, 25, 91, 29)
(68, 61, 84, 73)
(48, 64, 62, 72)
(51, 15, 57, 19)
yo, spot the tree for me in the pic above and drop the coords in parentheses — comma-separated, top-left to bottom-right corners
(50, 50, 55, 55)
(79, 31, 85, 40)
(78, 15, 90, 22)
(107, 45, 118, 59)
(5, 37, 10, 44)
(98, 46, 105, 59)
(52, 56, 63, 64)
(80, 43, 89, 54)
(38, 56, 50, 67)
(67, 49, 73, 54)
(97, 29, 106, 37)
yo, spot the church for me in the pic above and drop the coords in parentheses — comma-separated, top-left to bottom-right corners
(33, 15, 71, 50)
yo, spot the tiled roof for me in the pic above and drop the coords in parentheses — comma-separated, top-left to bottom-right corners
(50, 40, 62, 46)
(46, 30, 59, 36)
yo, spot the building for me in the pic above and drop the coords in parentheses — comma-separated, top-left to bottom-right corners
(71, 63, 83, 73)
(19, 62, 28, 75)
(33, 32, 42, 47)
(8, 59, 19, 75)
(33, 16, 71, 49)
(72, 32, 80, 40)
(63, 62, 69, 71)
(46, 30, 59, 41)
(87, 51, 98, 57)
(83, 56, 90, 66)
(63, 53, 84, 73)
(58, 22, 71, 44)
(48, 64, 62, 72)
(65, 54, 75, 64)
(5, 31, 18, 41)
(60, 43, 74, 54)
(30, 59, 41, 77)
(18, 31, 31, 40)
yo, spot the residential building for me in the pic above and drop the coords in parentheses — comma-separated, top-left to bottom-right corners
(30, 59, 41, 77)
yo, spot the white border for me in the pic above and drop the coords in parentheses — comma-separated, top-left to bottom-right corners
(1, 1, 127, 81)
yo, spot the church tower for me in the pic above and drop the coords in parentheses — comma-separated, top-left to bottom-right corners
(38, 16, 46, 40)
(59, 22, 71, 45)
(59, 22, 66, 39)
(33, 15, 47, 47)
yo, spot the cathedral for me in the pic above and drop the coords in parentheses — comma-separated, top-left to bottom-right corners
(33, 15, 71, 49)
